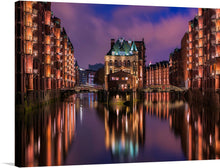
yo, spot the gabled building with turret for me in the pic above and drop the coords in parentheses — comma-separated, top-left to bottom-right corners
(104, 37, 146, 91)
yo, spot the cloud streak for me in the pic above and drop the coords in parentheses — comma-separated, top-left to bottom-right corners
(52, 2, 197, 68)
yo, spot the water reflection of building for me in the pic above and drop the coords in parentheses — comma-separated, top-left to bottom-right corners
(182, 105, 220, 160)
(157, 93, 220, 160)
(145, 92, 170, 120)
(15, 95, 77, 167)
(104, 102, 145, 161)
(144, 92, 220, 160)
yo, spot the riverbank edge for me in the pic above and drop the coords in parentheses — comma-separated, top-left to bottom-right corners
(15, 90, 77, 113)
(184, 89, 220, 109)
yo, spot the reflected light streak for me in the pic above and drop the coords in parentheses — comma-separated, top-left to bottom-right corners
(80, 105, 83, 123)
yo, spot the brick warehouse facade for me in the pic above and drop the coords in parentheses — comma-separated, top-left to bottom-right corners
(104, 37, 146, 91)
(146, 61, 169, 87)
(181, 32, 189, 88)
(169, 48, 185, 87)
(15, 1, 75, 107)
(187, 8, 220, 91)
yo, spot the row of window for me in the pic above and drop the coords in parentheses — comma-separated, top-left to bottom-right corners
(108, 60, 137, 66)
(109, 69, 132, 74)
(111, 77, 129, 81)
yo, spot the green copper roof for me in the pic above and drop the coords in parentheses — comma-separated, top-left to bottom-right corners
(108, 37, 138, 56)
(131, 41, 138, 51)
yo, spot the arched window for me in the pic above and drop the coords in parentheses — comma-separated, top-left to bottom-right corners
(123, 60, 126, 67)
(114, 60, 118, 66)
(127, 60, 130, 67)
(109, 60, 112, 66)
(133, 61, 136, 65)
(119, 60, 122, 66)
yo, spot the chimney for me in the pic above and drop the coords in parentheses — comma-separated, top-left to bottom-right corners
(111, 39, 115, 48)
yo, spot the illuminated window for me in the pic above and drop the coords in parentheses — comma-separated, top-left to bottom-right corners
(198, 8, 202, 16)
(199, 48, 203, 56)
(55, 28, 60, 39)
(56, 48, 60, 54)
(56, 40, 60, 47)
(216, 32, 220, 44)
(25, 27, 32, 40)
(216, 9, 220, 18)
(199, 39, 203, 47)
(26, 41, 32, 54)
(25, 1, 32, 13)
(199, 30, 203, 38)
(199, 57, 203, 65)
(198, 17, 203, 29)
(216, 20, 220, 32)
(45, 35, 50, 44)
(45, 11, 51, 25)
(45, 55, 51, 64)
(189, 33, 192, 42)
(189, 56, 192, 62)
(46, 65, 51, 77)
(189, 24, 192, 32)
(198, 68, 203, 77)
(25, 13, 32, 27)
(189, 49, 192, 56)
(45, 45, 50, 54)
(57, 70, 60, 79)
(26, 55, 33, 73)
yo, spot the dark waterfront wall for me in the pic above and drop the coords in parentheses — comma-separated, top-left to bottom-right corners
(185, 89, 220, 108)
(16, 90, 61, 112)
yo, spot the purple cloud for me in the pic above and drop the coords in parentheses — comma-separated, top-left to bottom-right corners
(52, 3, 197, 68)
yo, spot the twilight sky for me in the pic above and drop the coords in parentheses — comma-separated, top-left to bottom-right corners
(52, 2, 197, 69)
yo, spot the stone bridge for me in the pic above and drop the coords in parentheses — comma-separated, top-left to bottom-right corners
(142, 84, 184, 92)
(61, 85, 104, 93)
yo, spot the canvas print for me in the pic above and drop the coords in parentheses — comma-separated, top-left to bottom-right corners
(15, 1, 220, 167)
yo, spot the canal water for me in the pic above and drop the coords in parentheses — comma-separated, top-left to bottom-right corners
(15, 92, 220, 166)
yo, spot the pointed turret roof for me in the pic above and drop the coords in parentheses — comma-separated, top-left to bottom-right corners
(131, 41, 138, 51)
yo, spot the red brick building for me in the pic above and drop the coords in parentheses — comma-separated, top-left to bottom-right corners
(169, 48, 185, 87)
(15, 1, 75, 106)
(146, 61, 169, 86)
(135, 39, 146, 88)
(187, 8, 220, 91)
(107, 70, 135, 91)
(181, 33, 189, 88)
